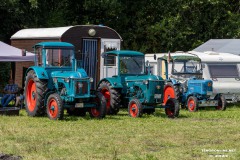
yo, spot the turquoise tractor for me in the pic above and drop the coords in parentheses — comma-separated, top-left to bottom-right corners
(97, 50, 179, 118)
(24, 42, 106, 120)
(157, 52, 226, 111)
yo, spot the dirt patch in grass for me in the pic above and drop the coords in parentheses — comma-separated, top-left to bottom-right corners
(0, 153, 22, 160)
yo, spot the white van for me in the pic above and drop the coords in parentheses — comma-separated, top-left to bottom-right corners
(145, 51, 240, 103)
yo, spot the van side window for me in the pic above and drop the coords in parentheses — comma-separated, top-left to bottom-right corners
(208, 64, 239, 78)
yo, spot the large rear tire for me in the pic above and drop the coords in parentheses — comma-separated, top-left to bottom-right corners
(165, 98, 180, 118)
(89, 92, 107, 119)
(98, 81, 121, 115)
(46, 93, 64, 120)
(187, 96, 198, 112)
(24, 70, 47, 116)
(163, 82, 180, 105)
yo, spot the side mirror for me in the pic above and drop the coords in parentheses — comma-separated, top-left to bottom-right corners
(101, 53, 107, 58)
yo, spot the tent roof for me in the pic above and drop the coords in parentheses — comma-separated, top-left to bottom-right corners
(11, 26, 73, 39)
(0, 41, 34, 62)
(193, 39, 240, 55)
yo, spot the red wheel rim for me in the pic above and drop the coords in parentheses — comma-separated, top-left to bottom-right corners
(216, 105, 222, 110)
(91, 96, 101, 117)
(129, 102, 138, 117)
(90, 108, 100, 117)
(163, 86, 175, 105)
(188, 99, 195, 111)
(48, 98, 59, 119)
(101, 88, 110, 110)
(166, 100, 174, 116)
(27, 79, 37, 112)
(166, 108, 173, 116)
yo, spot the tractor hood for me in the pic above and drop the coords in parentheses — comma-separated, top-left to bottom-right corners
(51, 69, 88, 79)
(125, 74, 164, 81)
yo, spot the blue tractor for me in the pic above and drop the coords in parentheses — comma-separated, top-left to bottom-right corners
(97, 50, 179, 118)
(157, 52, 226, 111)
(24, 42, 106, 120)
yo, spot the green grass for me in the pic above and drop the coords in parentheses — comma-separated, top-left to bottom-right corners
(0, 105, 240, 160)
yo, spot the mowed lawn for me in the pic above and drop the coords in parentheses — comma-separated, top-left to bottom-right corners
(0, 105, 240, 160)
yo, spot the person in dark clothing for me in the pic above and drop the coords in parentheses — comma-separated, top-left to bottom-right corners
(1, 79, 18, 107)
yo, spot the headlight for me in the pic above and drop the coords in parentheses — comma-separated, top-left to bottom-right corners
(143, 80, 149, 85)
(208, 82, 212, 87)
(89, 77, 94, 83)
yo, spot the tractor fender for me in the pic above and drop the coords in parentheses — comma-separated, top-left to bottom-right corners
(98, 78, 123, 89)
(26, 66, 49, 79)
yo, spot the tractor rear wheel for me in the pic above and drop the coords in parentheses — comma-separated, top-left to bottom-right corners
(165, 98, 180, 118)
(215, 94, 226, 111)
(46, 93, 64, 120)
(24, 70, 47, 116)
(89, 92, 106, 119)
(163, 82, 180, 105)
(128, 99, 143, 118)
(187, 96, 198, 112)
(98, 81, 121, 115)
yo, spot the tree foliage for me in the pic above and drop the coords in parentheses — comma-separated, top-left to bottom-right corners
(0, 0, 240, 52)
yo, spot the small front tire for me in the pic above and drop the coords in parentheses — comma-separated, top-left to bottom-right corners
(128, 99, 143, 118)
(187, 96, 198, 112)
(215, 94, 226, 111)
(165, 98, 180, 118)
(89, 92, 107, 119)
(46, 93, 64, 120)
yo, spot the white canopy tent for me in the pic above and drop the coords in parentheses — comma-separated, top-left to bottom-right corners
(0, 41, 34, 62)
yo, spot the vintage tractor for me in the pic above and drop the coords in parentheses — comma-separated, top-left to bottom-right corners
(157, 52, 226, 111)
(97, 50, 179, 118)
(24, 42, 106, 120)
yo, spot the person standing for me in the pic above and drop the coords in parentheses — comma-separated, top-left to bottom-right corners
(1, 78, 18, 107)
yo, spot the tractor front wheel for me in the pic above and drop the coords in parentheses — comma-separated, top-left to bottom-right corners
(215, 94, 226, 111)
(98, 81, 121, 115)
(46, 93, 64, 120)
(24, 70, 47, 117)
(165, 98, 180, 118)
(89, 92, 106, 119)
(128, 99, 143, 118)
(187, 96, 198, 112)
